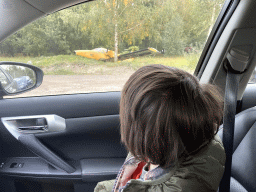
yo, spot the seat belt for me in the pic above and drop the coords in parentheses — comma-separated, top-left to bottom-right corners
(218, 66, 240, 192)
(219, 48, 249, 192)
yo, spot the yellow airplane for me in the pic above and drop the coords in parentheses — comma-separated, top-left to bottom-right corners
(75, 48, 114, 61)
(74, 47, 161, 61)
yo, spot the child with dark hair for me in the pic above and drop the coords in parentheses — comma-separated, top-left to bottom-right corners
(95, 64, 226, 192)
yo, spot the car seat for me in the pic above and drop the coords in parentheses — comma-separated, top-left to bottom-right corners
(217, 106, 256, 192)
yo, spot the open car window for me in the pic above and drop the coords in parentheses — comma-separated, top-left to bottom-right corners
(0, 0, 226, 97)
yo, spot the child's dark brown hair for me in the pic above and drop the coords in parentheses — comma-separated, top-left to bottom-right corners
(119, 64, 223, 168)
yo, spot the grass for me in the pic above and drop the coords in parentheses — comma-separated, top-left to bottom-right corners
(129, 56, 189, 69)
(0, 55, 95, 68)
(46, 69, 77, 75)
(119, 53, 200, 73)
(0, 53, 200, 75)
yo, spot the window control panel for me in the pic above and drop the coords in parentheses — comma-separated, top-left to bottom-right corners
(10, 163, 24, 168)
(0, 162, 4, 168)
(0, 157, 80, 179)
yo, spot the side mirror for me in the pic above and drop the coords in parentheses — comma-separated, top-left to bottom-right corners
(0, 62, 43, 98)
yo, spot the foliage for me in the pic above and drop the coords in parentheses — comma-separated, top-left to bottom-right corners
(0, 0, 225, 58)
(162, 15, 185, 56)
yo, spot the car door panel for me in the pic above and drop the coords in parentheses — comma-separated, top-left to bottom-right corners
(18, 134, 76, 174)
(0, 92, 127, 191)
(0, 92, 120, 118)
(38, 115, 126, 160)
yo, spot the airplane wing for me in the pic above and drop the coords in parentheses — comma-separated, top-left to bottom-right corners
(103, 47, 162, 62)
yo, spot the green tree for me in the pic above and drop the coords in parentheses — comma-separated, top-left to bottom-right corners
(0, 0, 225, 57)
(163, 15, 185, 56)
(82, 0, 152, 61)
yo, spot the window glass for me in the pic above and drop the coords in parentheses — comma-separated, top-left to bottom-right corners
(249, 69, 256, 84)
(0, 0, 226, 97)
(0, 67, 10, 87)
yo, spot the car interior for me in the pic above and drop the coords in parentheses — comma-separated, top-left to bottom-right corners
(0, 0, 256, 191)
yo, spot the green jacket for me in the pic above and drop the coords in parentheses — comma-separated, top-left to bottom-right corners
(94, 134, 226, 192)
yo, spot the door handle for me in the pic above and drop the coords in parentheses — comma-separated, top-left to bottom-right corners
(1, 115, 65, 138)
(18, 125, 47, 131)
(18, 117, 48, 132)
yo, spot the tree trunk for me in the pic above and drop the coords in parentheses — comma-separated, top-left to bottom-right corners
(114, 22, 118, 62)
(114, 3, 118, 62)
(207, 4, 216, 38)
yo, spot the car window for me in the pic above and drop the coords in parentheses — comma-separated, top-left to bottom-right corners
(0, 0, 226, 97)
(249, 68, 256, 83)
(0, 67, 11, 87)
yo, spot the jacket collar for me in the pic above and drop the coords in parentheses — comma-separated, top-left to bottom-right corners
(113, 156, 176, 192)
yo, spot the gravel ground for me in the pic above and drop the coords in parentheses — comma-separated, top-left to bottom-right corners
(8, 67, 135, 98)
(5, 65, 195, 98)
